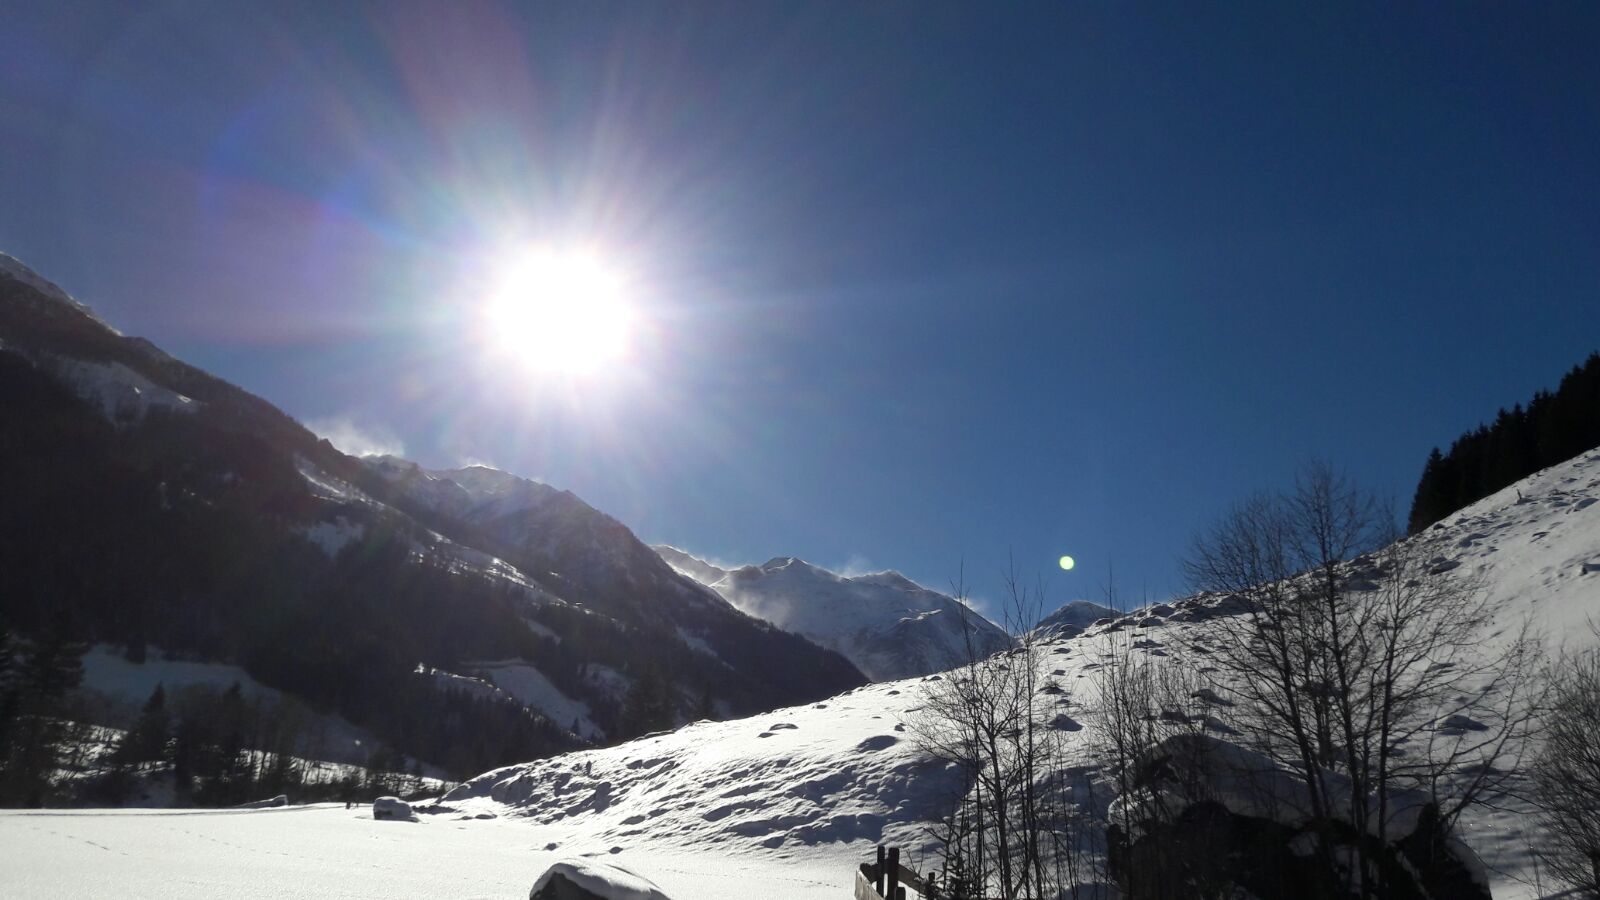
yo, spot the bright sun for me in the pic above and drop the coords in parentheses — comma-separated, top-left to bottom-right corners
(483, 250, 634, 376)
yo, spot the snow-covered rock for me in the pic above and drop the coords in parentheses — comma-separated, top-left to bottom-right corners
(654, 547, 1013, 681)
(373, 796, 415, 821)
(530, 860, 673, 900)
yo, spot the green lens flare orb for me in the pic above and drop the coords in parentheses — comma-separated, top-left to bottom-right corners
(1058, 555, 1075, 571)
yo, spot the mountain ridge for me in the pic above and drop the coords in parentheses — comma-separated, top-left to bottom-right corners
(654, 545, 1014, 680)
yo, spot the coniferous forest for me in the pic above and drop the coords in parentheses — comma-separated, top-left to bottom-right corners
(1408, 351, 1600, 533)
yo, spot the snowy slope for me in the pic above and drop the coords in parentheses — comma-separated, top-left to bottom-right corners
(449, 448, 1600, 898)
(655, 547, 1014, 681)
(442, 674, 961, 862)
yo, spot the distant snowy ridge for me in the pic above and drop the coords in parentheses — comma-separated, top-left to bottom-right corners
(654, 546, 1013, 680)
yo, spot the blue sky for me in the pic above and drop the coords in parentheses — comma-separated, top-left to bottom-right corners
(3, 2, 1597, 620)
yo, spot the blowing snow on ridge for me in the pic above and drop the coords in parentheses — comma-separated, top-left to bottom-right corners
(654, 546, 1014, 680)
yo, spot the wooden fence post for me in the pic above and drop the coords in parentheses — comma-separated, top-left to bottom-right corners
(887, 847, 900, 900)
(875, 845, 886, 895)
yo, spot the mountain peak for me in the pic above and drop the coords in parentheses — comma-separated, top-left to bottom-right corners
(660, 547, 1014, 680)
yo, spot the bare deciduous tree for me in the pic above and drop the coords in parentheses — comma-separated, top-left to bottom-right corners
(910, 564, 1096, 900)
(1533, 626, 1600, 897)
(1183, 461, 1540, 897)
(1087, 630, 1214, 897)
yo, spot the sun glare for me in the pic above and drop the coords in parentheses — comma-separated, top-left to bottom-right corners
(483, 250, 634, 376)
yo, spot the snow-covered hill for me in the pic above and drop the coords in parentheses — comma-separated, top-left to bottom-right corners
(1033, 599, 1120, 637)
(654, 547, 1014, 681)
(441, 447, 1600, 899)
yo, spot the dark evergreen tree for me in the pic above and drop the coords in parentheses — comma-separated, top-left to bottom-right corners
(117, 685, 170, 765)
(621, 664, 677, 735)
(1, 626, 88, 806)
(1408, 351, 1600, 532)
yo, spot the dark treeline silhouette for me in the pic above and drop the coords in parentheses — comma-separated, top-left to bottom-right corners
(1409, 351, 1600, 533)
(87, 681, 431, 808)
(0, 616, 90, 806)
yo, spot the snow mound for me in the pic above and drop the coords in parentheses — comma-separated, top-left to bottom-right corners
(530, 859, 673, 900)
(441, 677, 963, 856)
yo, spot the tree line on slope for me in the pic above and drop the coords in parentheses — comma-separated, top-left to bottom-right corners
(1408, 350, 1600, 533)
(0, 616, 440, 808)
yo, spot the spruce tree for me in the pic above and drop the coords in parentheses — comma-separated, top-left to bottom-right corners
(1408, 350, 1600, 532)
(2, 627, 88, 805)
(118, 685, 169, 764)
(621, 665, 676, 736)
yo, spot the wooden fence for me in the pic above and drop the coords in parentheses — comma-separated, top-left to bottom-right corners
(855, 845, 937, 900)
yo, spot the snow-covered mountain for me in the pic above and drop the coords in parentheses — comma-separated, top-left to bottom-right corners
(654, 547, 1014, 680)
(444, 447, 1600, 899)
(0, 251, 864, 778)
